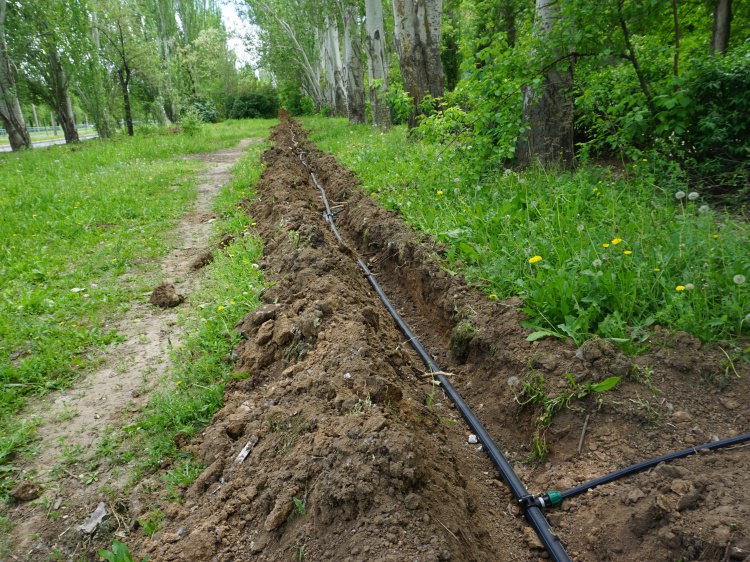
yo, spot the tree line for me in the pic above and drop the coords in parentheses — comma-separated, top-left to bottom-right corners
(0, 0, 276, 151)
(250, 0, 747, 185)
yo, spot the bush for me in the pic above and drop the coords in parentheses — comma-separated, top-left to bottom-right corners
(179, 108, 202, 136)
(227, 84, 279, 119)
(190, 99, 219, 123)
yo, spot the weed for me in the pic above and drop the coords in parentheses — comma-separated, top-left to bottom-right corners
(291, 544, 306, 561)
(162, 458, 204, 502)
(99, 539, 150, 562)
(516, 373, 621, 460)
(292, 496, 306, 517)
(350, 396, 373, 416)
(138, 509, 164, 538)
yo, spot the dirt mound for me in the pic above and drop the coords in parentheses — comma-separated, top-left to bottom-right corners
(141, 115, 749, 562)
(150, 282, 185, 308)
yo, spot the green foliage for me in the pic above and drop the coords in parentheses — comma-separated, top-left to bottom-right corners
(179, 108, 203, 135)
(517, 373, 621, 459)
(228, 84, 279, 119)
(190, 99, 219, 123)
(384, 84, 413, 125)
(99, 539, 149, 562)
(307, 117, 750, 348)
(138, 509, 164, 538)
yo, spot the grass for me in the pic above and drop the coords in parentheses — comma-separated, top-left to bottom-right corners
(97, 134, 269, 478)
(304, 116, 750, 348)
(0, 119, 274, 499)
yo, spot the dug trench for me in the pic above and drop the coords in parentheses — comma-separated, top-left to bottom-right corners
(140, 115, 750, 562)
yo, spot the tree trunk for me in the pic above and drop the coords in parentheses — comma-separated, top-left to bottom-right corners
(711, 0, 732, 55)
(48, 49, 79, 143)
(118, 66, 134, 136)
(392, 0, 444, 127)
(516, 0, 574, 168)
(324, 17, 347, 116)
(0, 0, 31, 150)
(365, 0, 390, 127)
(343, 7, 365, 124)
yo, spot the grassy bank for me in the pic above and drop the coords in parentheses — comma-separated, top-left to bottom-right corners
(0, 119, 274, 488)
(304, 117, 749, 350)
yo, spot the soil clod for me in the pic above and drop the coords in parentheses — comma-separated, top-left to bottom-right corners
(150, 282, 185, 308)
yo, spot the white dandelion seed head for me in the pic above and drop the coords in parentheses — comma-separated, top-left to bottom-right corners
(685, 283, 695, 291)
(593, 259, 602, 268)
(577, 224, 585, 232)
(745, 312, 750, 322)
(688, 192, 700, 201)
(675, 191, 686, 200)
(733, 274, 746, 285)
(698, 205, 710, 214)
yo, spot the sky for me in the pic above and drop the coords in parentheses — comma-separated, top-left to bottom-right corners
(220, 1, 259, 68)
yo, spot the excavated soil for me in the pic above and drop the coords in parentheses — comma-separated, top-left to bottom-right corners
(140, 115, 750, 562)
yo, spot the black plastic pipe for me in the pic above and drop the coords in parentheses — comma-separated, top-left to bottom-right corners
(539, 432, 750, 508)
(289, 128, 572, 562)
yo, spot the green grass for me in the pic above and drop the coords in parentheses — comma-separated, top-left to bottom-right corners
(0, 119, 275, 496)
(97, 136, 269, 477)
(304, 116, 750, 348)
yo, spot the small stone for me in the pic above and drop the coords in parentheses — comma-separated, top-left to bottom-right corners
(624, 488, 645, 505)
(467, 434, 478, 444)
(719, 397, 739, 411)
(672, 410, 692, 424)
(522, 526, 544, 549)
(404, 493, 421, 511)
(77, 502, 107, 534)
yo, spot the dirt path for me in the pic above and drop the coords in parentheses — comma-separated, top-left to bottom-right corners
(6, 139, 256, 560)
(140, 116, 749, 562)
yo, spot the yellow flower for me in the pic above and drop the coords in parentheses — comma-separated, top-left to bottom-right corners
(623, 250, 632, 255)
(229, 300, 235, 305)
(251, 222, 257, 226)
(217, 305, 225, 311)
(176, 380, 183, 386)
(529, 255, 543, 264)
(611, 238, 622, 245)
(488, 294, 498, 300)
(602, 243, 610, 248)
(436, 190, 444, 196)
(712, 234, 718, 239)
(653, 268, 661, 272)
(675, 285, 686, 292)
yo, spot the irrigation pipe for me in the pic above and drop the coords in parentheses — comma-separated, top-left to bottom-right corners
(288, 126, 572, 562)
(537, 432, 750, 509)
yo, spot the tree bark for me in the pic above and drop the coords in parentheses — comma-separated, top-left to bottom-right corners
(0, 0, 31, 150)
(617, 0, 656, 116)
(365, 0, 390, 127)
(323, 17, 347, 116)
(516, 0, 574, 168)
(48, 48, 79, 143)
(118, 66, 134, 136)
(391, 0, 444, 127)
(343, 7, 365, 124)
(711, 0, 732, 55)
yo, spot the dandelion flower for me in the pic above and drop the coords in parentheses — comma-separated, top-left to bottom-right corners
(688, 192, 700, 201)
(593, 259, 602, 268)
(734, 275, 747, 285)
(529, 255, 543, 264)
(685, 283, 695, 291)
(676, 285, 686, 292)
(217, 305, 225, 311)
(488, 294, 498, 300)
(623, 250, 632, 255)
(698, 205, 710, 214)
(577, 224, 585, 232)
(611, 238, 622, 245)
(251, 222, 257, 226)
(437, 190, 444, 196)
(602, 243, 610, 248)
(176, 380, 183, 386)
(653, 268, 661, 272)
(675, 191, 686, 200)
